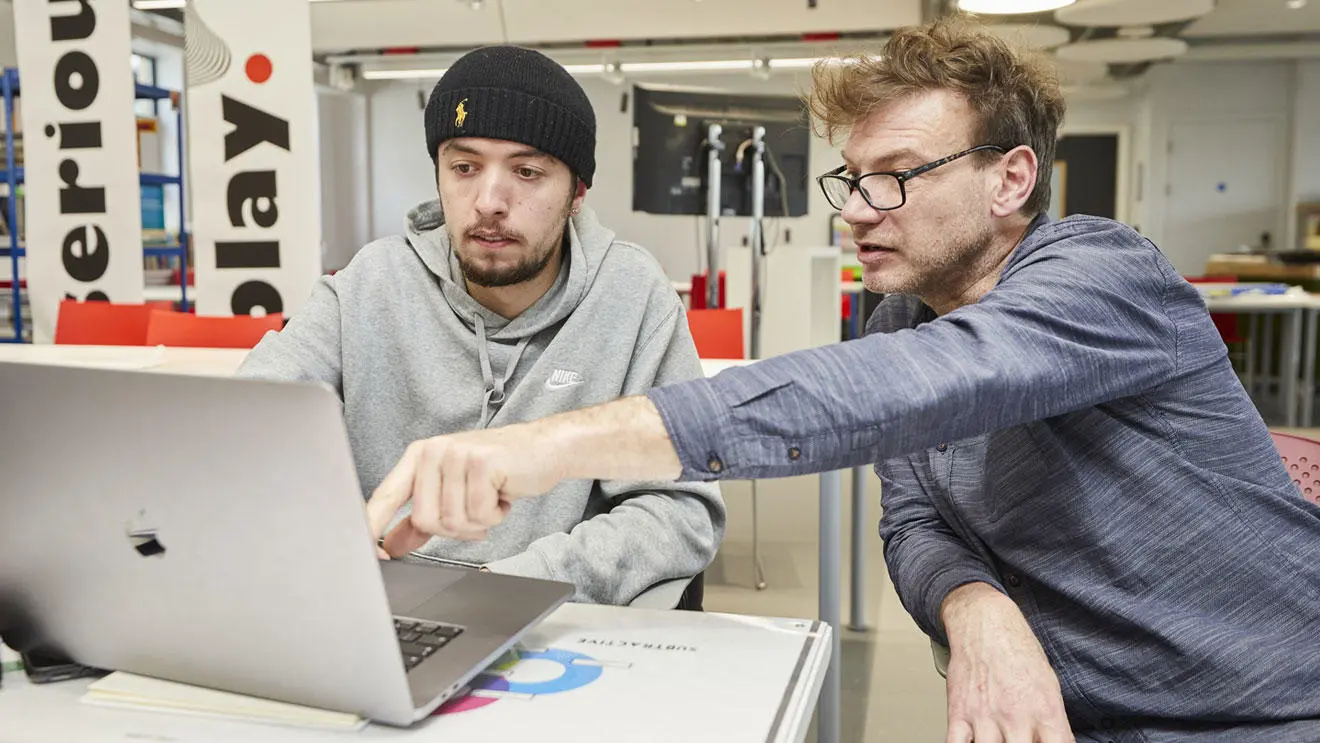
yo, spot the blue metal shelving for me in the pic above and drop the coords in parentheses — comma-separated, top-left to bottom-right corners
(1, 68, 189, 343)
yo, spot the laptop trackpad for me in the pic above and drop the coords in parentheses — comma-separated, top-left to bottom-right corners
(379, 560, 467, 616)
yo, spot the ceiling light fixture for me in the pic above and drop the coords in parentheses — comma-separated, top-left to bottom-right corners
(1288, 0, 1308, 9)
(957, 0, 1076, 13)
(134, 0, 342, 7)
(363, 57, 849, 81)
(618, 59, 756, 73)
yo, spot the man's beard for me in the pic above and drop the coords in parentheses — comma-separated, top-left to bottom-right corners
(452, 200, 573, 289)
(457, 239, 558, 288)
(873, 223, 994, 299)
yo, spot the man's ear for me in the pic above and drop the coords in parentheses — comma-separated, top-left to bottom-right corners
(990, 145, 1037, 218)
(571, 179, 588, 214)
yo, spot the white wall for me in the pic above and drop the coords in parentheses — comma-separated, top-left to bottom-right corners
(1291, 61, 1320, 247)
(367, 81, 433, 240)
(1136, 61, 1294, 271)
(0, 3, 15, 69)
(318, 89, 371, 271)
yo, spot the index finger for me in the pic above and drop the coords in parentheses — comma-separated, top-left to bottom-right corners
(365, 443, 423, 541)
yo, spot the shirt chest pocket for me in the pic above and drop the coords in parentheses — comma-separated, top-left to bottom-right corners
(927, 435, 995, 523)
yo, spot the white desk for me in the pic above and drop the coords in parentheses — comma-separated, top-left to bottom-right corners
(1201, 291, 1320, 427)
(0, 604, 830, 742)
(0, 344, 247, 377)
(0, 348, 847, 743)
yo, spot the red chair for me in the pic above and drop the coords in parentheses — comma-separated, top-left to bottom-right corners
(54, 299, 175, 346)
(144, 310, 283, 349)
(687, 308, 744, 360)
(1271, 431, 1320, 507)
(689, 271, 727, 310)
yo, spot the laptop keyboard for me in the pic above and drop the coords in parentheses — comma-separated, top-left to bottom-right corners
(395, 618, 465, 671)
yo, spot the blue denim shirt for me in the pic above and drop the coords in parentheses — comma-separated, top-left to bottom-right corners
(649, 215, 1320, 742)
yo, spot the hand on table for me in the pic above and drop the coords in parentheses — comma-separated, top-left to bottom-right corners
(942, 583, 1074, 743)
(365, 423, 565, 557)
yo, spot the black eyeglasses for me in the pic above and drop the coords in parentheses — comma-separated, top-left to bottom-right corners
(817, 144, 1008, 211)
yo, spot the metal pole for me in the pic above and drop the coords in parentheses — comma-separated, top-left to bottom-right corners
(748, 128, 768, 591)
(1285, 308, 1302, 428)
(751, 480, 766, 590)
(705, 124, 723, 310)
(4, 70, 21, 343)
(1304, 307, 1318, 428)
(848, 466, 868, 631)
(177, 92, 190, 312)
(818, 470, 843, 743)
(749, 126, 765, 359)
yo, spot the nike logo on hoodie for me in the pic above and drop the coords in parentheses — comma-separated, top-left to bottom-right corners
(546, 369, 585, 390)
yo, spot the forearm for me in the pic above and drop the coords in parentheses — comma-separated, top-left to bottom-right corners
(941, 582, 1038, 653)
(537, 395, 683, 484)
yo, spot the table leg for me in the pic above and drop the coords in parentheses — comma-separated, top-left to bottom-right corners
(1246, 314, 1260, 399)
(849, 466, 868, 631)
(1262, 314, 1276, 408)
(818, 470, 843, 743)
(1286, 309, 1303, 428)
(1304, 308, 1318, 429)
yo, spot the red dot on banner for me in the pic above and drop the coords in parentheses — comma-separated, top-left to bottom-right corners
(245, 54, 273, 84)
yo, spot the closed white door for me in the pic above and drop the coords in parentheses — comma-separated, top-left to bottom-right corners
(1163, 118, 1285, 274)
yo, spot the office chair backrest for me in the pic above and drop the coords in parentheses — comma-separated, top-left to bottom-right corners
(1271, 431, 1320, 507)
(687, 308, 744, 360)
(144, 310, 283, 349)
(55, 300, 174, 346)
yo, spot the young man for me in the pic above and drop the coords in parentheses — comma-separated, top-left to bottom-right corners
(363, 19, 1320, 743)
(237, 46, 725, 607)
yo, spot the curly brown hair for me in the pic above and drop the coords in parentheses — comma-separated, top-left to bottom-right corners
(809, 15, 1066, 217)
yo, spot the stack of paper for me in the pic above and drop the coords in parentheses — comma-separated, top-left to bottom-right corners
(81, 672, 367, 732)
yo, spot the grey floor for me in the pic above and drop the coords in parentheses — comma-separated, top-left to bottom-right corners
(703, 540, 948, 743)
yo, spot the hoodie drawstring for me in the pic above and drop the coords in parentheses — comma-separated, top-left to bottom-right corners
(474, 315, 533, 429)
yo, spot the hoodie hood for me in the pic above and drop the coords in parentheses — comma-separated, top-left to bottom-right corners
(403, 198, 617, 341)
(403, 198, 619, 427)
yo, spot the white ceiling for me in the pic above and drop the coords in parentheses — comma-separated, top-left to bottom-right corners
(1184, 0, 1320, 37)
(309, 0, 922, 53)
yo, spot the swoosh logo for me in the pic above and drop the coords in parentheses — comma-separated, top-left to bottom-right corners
(545, 379, 584, 391)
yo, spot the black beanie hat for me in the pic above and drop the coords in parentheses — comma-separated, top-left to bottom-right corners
(425, 46, 597, 187)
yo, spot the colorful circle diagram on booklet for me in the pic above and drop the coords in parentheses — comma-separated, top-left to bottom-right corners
(434, 648, 607, 716)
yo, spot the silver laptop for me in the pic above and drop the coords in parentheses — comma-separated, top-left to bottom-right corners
(0, 361, 573, 726)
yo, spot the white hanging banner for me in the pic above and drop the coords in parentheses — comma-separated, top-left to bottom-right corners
(12, 0, 145, 343)
(184, 0, 321, 318)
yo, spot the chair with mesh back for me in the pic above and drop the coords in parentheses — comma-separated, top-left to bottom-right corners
(1271, 431, 1320, 506)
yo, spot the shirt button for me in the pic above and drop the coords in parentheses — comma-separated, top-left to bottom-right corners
(707, 456, 724, 474)
(1006, 574, 1022, 588)
(936, 443, 948, 452)
(788, 446, 802, 461)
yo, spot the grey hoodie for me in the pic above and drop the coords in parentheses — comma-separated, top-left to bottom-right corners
(236, 200, 725, 605)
